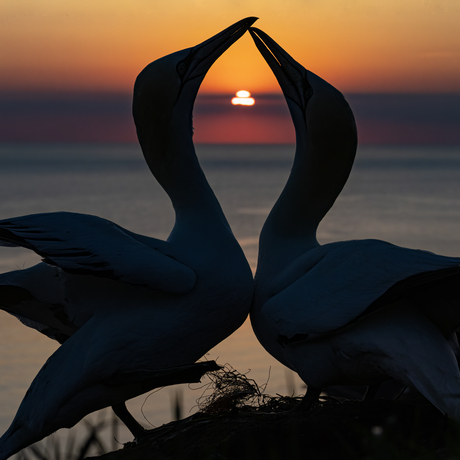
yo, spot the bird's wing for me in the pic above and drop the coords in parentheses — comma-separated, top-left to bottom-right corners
(264, 239, 460, 340)
(0, 283, 77, 344)
(0, 212, 196, 293)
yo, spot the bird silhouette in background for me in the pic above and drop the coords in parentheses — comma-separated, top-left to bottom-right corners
(0, 17, 256, 459)
(249, 26, 460, 419)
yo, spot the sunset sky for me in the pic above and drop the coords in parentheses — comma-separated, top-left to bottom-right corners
(1, 1, 460, 143)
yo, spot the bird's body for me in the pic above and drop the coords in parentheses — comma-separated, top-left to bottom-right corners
(1, 223, 246, 422)
(250, 27, 460, 420)
(0, 17, 256, 459)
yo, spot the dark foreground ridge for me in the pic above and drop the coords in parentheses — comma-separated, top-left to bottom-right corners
(84, 366, 460, 460)
(86, 399, 455, 460)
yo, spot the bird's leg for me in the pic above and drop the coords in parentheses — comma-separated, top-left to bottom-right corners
(108, 362, 221, 439)
(111, 403, 146, 440)
(292, 386, 321, 412)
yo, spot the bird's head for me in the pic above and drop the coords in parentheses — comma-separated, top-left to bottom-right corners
(249, 27, 357, 162)
(133, 17, 257, 155)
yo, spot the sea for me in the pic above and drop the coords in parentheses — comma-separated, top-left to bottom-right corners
(1, 143, 460, 457)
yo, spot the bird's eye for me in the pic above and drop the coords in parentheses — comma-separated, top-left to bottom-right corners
(177, 62, 188, 77)
(304, 87, 313, 99)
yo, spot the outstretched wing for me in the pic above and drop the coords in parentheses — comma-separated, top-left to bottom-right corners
(0, 282, 77, 344)
(0, 212, 196, 294)
(264, 239, 460, 341)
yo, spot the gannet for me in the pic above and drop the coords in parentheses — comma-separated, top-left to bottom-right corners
(249, 27, 460, 418)
(0, 17, 256, 459)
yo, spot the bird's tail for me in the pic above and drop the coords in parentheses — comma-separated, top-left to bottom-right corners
(395, 348, 460, 421)
(371, 305, 460, 421)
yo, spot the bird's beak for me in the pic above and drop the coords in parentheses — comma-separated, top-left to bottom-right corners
(182, 17, 258, 85)
(249, 27, 309, 111)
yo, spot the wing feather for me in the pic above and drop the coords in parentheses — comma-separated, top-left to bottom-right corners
(0, 212, 196, 294)
(265, 239, 460, 339)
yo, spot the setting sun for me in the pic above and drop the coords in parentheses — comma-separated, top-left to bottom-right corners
(231, 90, 255, 106)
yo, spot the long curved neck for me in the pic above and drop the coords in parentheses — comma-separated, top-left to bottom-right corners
(138, 105, 230, 238)
(258, 106, 355, 272)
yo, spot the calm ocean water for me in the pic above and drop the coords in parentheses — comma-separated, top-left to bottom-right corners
(1, 143, 460, 455)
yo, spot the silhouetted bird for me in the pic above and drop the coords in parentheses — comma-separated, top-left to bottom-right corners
(250, 26, 460, 419)
(0, 17, 256, 459)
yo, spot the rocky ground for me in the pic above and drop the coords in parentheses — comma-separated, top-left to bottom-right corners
(84, 368, 460, 460)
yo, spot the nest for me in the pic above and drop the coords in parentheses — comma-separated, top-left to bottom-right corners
(196, 364, 302, 415)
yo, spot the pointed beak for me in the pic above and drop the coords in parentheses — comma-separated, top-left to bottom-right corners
(249, 27, 309, 110)
(182, 17, 258, 84)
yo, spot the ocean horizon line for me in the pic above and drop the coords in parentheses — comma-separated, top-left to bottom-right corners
(1, 92, 459, 145)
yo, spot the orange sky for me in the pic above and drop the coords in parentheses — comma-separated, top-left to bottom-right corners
(1, 1, 460, 95)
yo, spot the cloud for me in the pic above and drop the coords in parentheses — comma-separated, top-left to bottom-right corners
(0, 92, 135, 143)
(0, 91, 459, 144)
(347, 93, 460, 144)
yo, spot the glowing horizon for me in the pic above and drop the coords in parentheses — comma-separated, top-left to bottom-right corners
(1, 1, 460, 95)
(1, 3, 459, 145)
(1, 91, 459, 145)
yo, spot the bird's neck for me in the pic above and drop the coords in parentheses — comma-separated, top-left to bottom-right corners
(257, 123, 354, 272)
(139, 114, 230, 236)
